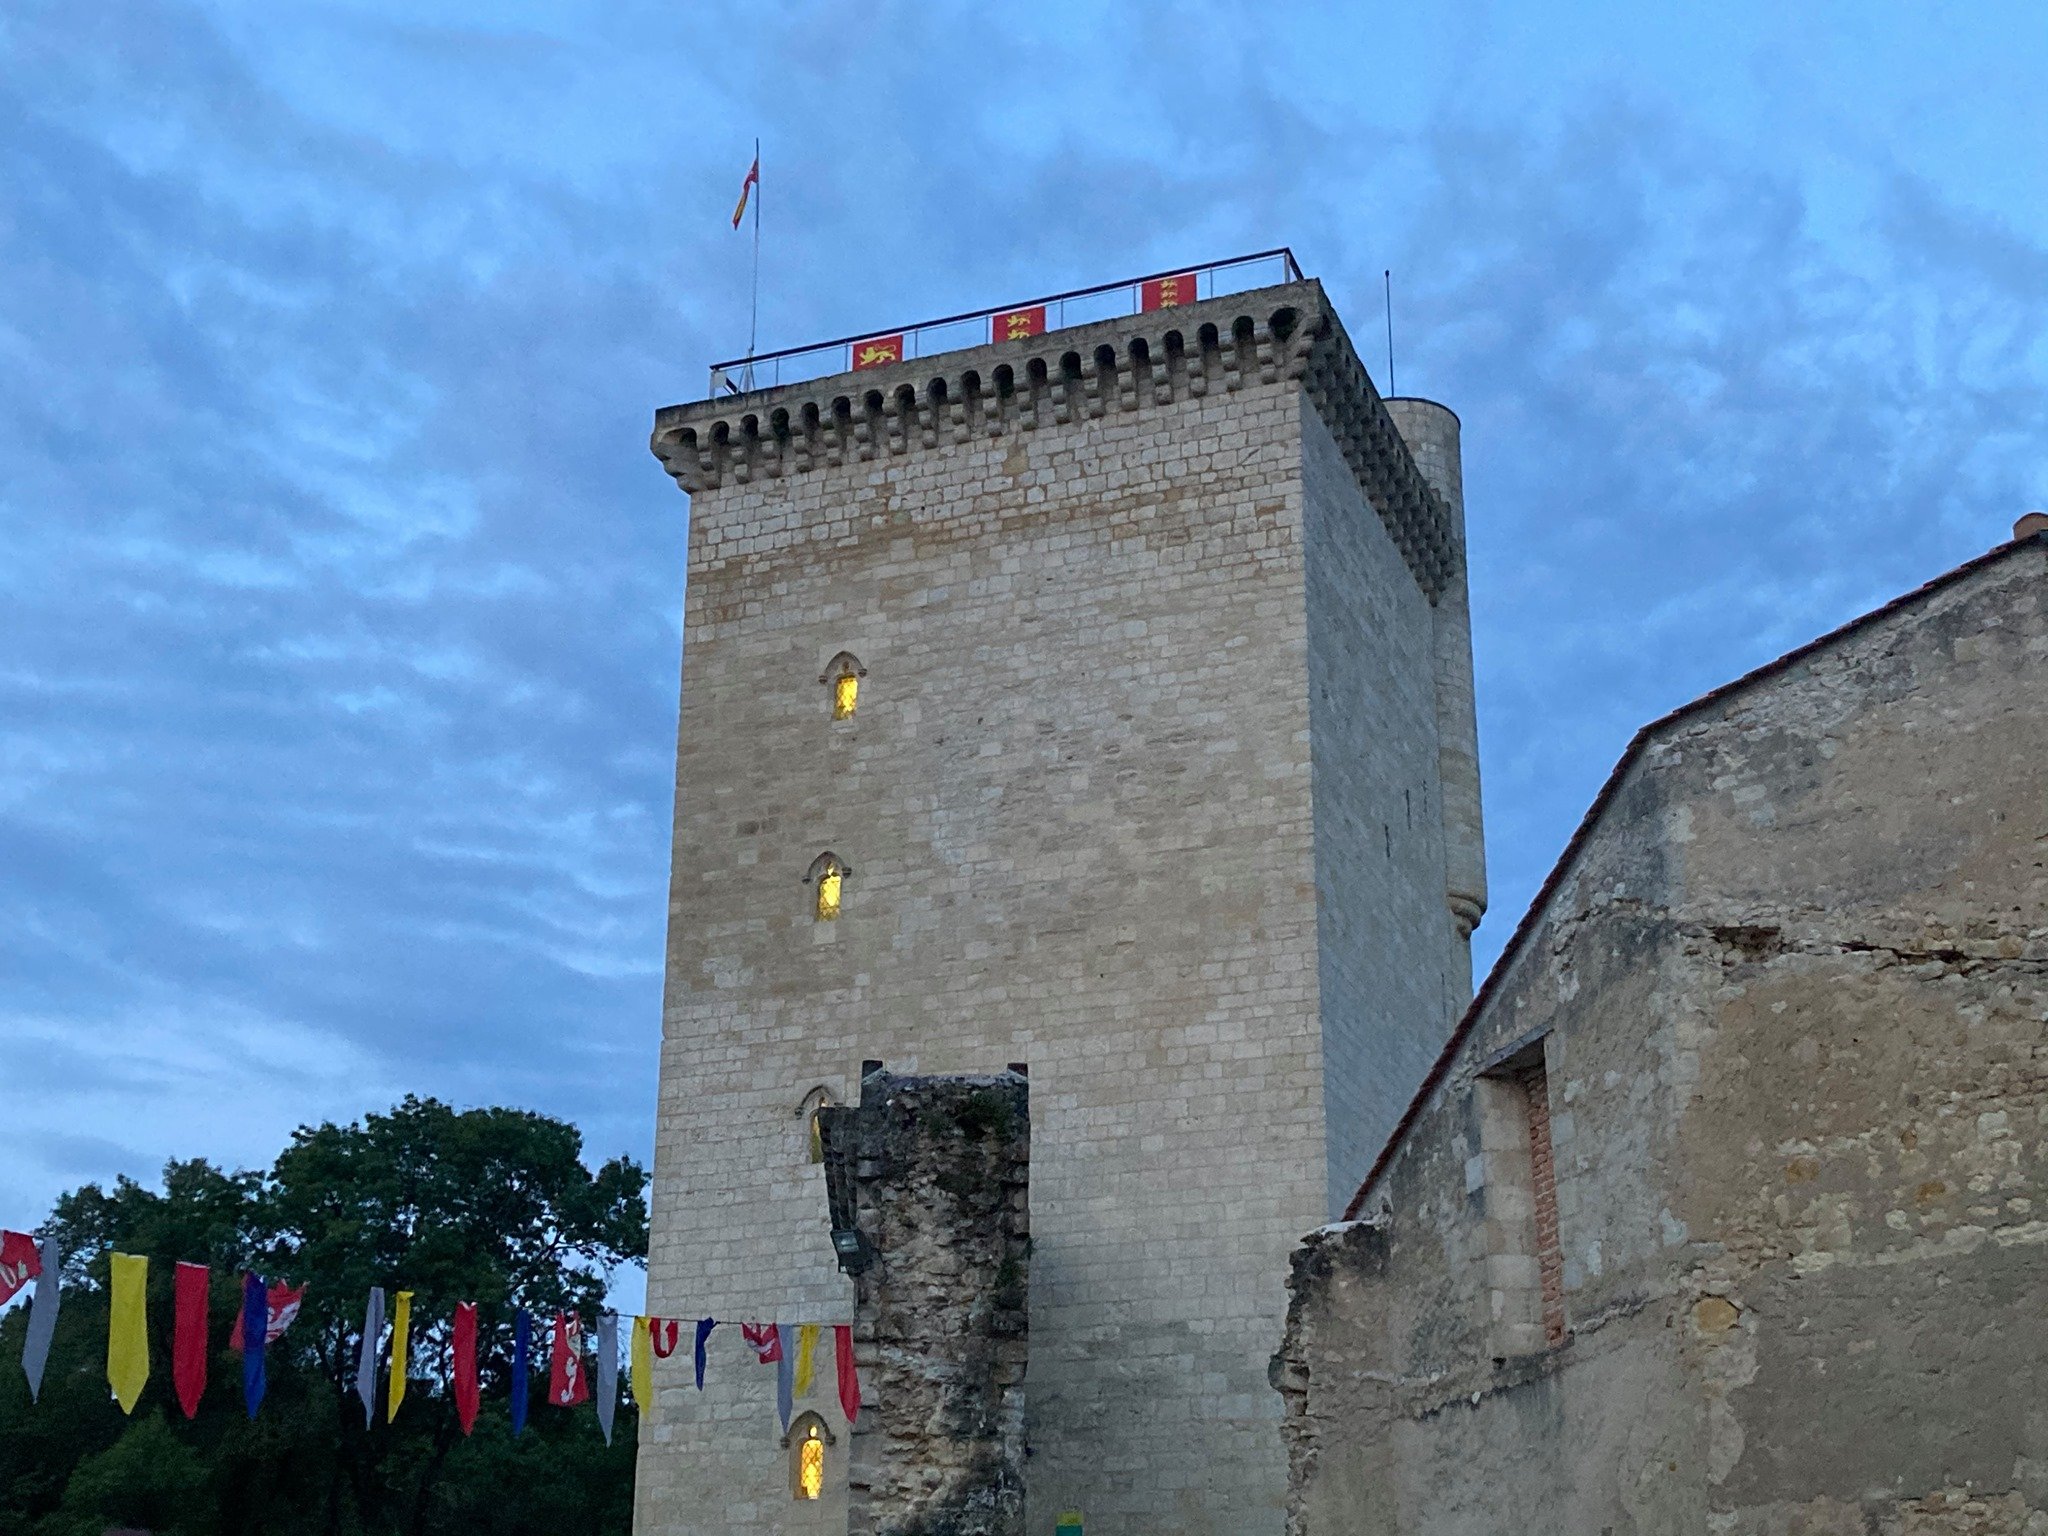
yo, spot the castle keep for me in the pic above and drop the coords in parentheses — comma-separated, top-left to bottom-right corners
(638, 268, 1485, 1533)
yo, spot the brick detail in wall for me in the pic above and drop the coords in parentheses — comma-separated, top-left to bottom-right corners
(1522, 1069, 1567, 1347)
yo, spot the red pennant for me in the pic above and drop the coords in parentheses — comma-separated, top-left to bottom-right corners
(549, 1311, 589, 1406)
(230, 1280, 305, 1350)
(0, 1231, 41, 1307)
(452, 1304, 480, 1434)
(834, 1325, 859, 1425)
(740, 1321, 781, 1363)
(174, 1262, 209, 1418)
(648, 1317, 681, 1359)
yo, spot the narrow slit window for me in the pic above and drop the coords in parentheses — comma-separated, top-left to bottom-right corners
(797, 1087, 837, 1165)
(821, 653, 866, 720)
(807, 852, 848, 923)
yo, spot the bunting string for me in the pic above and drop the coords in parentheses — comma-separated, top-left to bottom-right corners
(0, 1226, 860, 1436)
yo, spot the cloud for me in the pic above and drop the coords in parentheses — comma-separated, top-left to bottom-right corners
(0, 0, 2042, 1235)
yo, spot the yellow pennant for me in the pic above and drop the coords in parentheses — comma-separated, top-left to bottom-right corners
(794, 1323, 819, 1396)
(630, 1315, 653, 1412)
(107, 1252, 150, 1414)
(387, 1290, 413, 1422)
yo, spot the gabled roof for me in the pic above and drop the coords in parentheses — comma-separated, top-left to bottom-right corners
(1341, 528, 2047, 1219)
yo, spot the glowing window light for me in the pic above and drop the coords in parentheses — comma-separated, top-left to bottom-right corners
(833, 673, 859, 719)
(798, 1428, 825, 1499)
(816, 866, 842, 921)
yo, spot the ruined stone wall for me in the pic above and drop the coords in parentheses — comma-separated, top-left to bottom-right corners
(821, 1071, 1029, 1536)
(638, 281, 1472, 1536)
(1278, 539, 2048, 1533)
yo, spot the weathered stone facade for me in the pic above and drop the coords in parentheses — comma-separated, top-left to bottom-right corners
(637, 278, 1485, 1534)
(1275, 532, 2048, 1533)
(819, 1070, 1029, 1536)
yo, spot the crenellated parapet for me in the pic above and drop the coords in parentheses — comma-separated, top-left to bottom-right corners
(650, 279, 1459, 600)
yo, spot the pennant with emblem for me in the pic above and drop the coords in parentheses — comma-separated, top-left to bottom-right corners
(852, 334, 904, 371)
(991, 305, 1046, 342)
(1140, 272, 1197, 311)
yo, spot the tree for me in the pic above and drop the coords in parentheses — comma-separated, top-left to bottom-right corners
(0, 1097, 648, 1536)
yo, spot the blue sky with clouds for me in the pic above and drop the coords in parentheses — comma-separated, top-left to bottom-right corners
(4, 0, 2045, 1270)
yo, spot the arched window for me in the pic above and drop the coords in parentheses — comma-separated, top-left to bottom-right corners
(821, 652, 866, 720)
(796, 1086, 837, 1164)
(783, 1411, 835, 1500)
(806, 852, 849, 922)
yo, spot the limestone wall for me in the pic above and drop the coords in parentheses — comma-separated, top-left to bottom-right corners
(1301, 400, 1465, 1207)
(1277, 539, 2048, 1532)
(637, 280, 1473, 1535)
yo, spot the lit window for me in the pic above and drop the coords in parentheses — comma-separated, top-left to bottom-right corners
(798, 1424, 825, 1499)
(806, 852, 848, 924)
(821, 652, 865, 720)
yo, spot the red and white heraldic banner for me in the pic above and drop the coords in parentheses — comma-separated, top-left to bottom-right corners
(991, 305, 1047, 342)
(852, 334, 904, 370)
(1140, 273, 1198, 311)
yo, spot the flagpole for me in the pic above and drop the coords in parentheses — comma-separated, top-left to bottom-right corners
(745, 137, 761, 391)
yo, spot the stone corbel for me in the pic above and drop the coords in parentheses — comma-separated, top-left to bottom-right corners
(1081, 353, 1107, 419)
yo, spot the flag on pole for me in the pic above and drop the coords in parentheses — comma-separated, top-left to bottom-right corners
(452, 1303, 480, 1435)
(108, 1253, 150, 1414)
(387, 1290, 412, 1422)
(0, 1230, 42, 1306)
(21, 1237, 60, 1402)
(794, 1323, 819, 1397)
(355, 1287, 385, 1428)
(731, 153, 759, 229)
(630, 1315, 653, 1412)
(510, 1308, 532, 1437)
(240, 1271, 267, 1418)
(173, 1262, 208, 1418)
(835, 1325, 859, 1425)
(693, 1317, 716, 1390)
(595, 1312, 619, 1445)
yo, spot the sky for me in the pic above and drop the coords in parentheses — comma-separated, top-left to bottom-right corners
(4, 0, 2045, 1293)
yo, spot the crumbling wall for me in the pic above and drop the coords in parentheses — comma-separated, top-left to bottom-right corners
(1278, 540, 2048, 1533)
(821, 1070, 1029, 1536)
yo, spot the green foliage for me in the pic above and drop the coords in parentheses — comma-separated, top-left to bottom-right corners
(0, 1097, 648, 1535)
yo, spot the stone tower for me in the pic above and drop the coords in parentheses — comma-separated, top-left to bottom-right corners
(638, 273, 1485, 1535)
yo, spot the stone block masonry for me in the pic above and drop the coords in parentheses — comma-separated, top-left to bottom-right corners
(819, 1069, 1029, 1536)
(636, 277, 1484, 1535)
(1276, 534, 2048, 1534)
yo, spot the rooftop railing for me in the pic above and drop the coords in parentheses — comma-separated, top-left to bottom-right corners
(707, 247, 1304, 399)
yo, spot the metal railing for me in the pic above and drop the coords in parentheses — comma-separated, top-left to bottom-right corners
(708, 247, 1304, 398)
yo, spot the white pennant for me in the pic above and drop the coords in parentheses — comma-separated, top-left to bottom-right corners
(21, 1238, 59, 1401)
(595, 1311, 620, 1445)
(355, 1287, 385, 1428)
